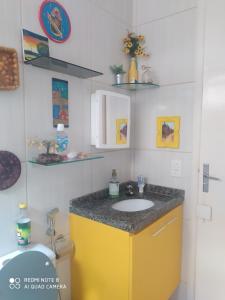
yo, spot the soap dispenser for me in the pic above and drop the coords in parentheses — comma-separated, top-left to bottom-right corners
(109, 169, 120, 198)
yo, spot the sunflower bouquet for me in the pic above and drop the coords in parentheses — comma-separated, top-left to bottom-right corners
(123, 32, 149, 57)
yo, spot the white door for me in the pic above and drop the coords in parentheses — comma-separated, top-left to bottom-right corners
(195, 0, 225, 299)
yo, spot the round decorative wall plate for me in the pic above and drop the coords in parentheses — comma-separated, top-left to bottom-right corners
(0, 151, 21, 191)
(39, 0, 71, 43)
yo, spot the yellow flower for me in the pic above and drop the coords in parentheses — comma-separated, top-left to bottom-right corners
(135, 50, 139, 56)
(123, 37, 130, 43)
(123, 47, 130, 54)
(127, 42, 133, 48)
(138, 35, 145, 41)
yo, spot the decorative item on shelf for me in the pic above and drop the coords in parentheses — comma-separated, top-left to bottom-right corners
(28, 138, 63, 165)
(142, 65, 153, 83)
(128, 57, 138, 83)
(52, 78, 69, 128)
(0, 47, 19, 90)
(67, 152, 78, 160)
(76, 152, 88, 159)
(123, 32, 149, 83)
(156, 116, 181, 149)
(22, 29, 50, 62)
(39, 0, 71, 43)
(0, 151, 21, 190)
(110, 64, 126, 85)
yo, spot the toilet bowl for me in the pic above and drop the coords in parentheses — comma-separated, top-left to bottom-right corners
(0, 244, 58, 300)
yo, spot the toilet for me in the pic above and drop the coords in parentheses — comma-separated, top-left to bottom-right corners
(0, 244, 58, 300)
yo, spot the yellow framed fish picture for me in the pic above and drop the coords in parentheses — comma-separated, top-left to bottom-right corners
(116, 119, 128, 145)
(156, 116, 180, 148)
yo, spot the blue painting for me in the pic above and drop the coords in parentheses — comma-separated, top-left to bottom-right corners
(39, 0, 71, 43)
(52, 78, 69, 127)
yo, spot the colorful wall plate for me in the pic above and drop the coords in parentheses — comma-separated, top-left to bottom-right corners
(39, 0, 71, 43)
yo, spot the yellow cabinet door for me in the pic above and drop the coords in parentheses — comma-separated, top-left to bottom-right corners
(70, 214, 130, 300)
(130, 206, 183, 300)
(70, 206, 183, 300)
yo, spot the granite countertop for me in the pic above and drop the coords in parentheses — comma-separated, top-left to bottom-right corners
(70, 182, 185, 233)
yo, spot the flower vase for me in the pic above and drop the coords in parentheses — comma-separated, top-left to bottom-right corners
(115, 73, 123, 85)
(128, 57, 138, 83)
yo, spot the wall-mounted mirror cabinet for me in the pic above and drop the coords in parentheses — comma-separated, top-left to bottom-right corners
(91, 90, 131, 149)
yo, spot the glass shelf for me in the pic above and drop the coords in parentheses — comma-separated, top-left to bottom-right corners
(112, 82, 160, 91)
(25, 56, 103, 79)
(29, 155, 104, 166)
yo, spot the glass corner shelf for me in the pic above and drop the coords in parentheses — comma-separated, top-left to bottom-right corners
(112, 82, 160, 91)
(29, 155, 104, 166)
(24, 56, 103, 79)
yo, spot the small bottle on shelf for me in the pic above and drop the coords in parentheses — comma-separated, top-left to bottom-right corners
(56, 124, 69, 154)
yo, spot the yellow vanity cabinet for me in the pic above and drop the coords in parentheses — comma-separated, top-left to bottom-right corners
(70, 205, 183, 300)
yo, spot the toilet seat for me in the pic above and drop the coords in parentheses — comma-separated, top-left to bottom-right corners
(0, 250, 58, 300)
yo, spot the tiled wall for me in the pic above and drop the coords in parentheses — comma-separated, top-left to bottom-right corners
(132, 1, 198, 299)
(0, 0, 132, 299)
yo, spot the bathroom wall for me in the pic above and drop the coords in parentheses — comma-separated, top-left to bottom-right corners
(0, 0, 132, 299)
(132, 1, 198, 299)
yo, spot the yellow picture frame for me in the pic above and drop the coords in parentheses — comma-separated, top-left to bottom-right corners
(156, 116, 180, 148)
(116, 118, 128, 145)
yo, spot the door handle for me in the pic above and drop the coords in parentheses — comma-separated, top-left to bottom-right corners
(203, 175, 221, 181)
(203, 164, 221, 193)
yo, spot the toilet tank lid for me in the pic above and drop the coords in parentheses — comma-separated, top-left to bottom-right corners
(0, 244, 56, 270)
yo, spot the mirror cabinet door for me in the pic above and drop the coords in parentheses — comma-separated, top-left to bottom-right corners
(91, 90, 130, 149)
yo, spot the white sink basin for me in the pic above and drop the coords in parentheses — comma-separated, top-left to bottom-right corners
(112, 199, 154, 212)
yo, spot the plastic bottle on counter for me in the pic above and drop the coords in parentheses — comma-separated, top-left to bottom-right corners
(16, 202, 31, 247)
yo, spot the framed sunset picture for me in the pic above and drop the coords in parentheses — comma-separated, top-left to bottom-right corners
(156, 116, 180, 148)
(22, 29, 50, 61)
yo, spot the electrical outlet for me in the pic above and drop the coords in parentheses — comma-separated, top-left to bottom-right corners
(171, 160, 182, 177)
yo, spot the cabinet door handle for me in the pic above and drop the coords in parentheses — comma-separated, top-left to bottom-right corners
(152, 217, 177, 237)
(203, 163, 221, 193)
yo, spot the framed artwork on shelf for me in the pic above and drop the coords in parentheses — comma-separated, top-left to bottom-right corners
(156, 116, 180, 149)
(22, 29, 50, 61)
(52, 78, 69, 127)
(39, 0, 71, 43)
(116, 118, 128, 145)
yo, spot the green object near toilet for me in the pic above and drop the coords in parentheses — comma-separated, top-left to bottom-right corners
(16, 202, 31, 246)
